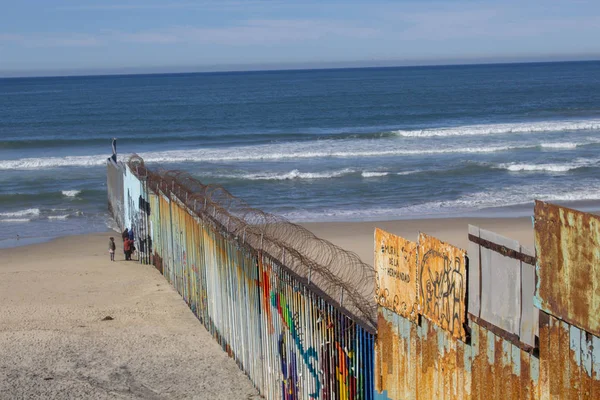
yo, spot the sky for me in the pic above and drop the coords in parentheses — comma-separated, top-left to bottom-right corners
(1, 0, 600, 76)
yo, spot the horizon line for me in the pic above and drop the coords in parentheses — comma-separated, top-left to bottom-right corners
(1, 57, 599, 79)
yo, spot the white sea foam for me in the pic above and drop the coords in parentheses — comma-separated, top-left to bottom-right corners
(0, 129, 595, 171)
(499, 158, 599, 172)
(0, 155, 106, 170)
(62, 190, 81, 197)
(0, 143, 524, 170)
(0, 218, 31, 223)
(0, 208, 40, 218)
(397, 170, 423, 176)
(392, 119, 600, 138)
(280, 184, 600, 222)
(361, 171, 389, 178)
(540, 142, 578, 149)
(217, 168, 356, 181)
(48, 215, 69, 220)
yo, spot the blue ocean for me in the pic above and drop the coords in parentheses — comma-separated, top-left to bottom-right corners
(1, 61, 600, 247)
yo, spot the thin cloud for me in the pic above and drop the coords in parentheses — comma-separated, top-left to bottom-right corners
(0, 33, 102, 47)
(120, 20, 379, 45)
(0, 19, 379, 48)
(58, 1, 289, 11)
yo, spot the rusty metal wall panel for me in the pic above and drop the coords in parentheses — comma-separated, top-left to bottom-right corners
(374, 228, 418, 321)
(520, 245, 537, 348)
(418, 232, 467, 340)
(375, 308, 406, 399)
(479, 228, 521, 337)
(468, 225, 481, 319)
(592, 335, 600, 398)
(534, 200, 600, 337)
(375, 305, 547, 400)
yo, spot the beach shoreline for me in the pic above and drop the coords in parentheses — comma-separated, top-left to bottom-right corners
(0, 232, 260, 399)
(1, 214, 537, 265)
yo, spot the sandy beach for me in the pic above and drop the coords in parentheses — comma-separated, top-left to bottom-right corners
(0, 216, 533, 398)
(0, 232, 260, 399)
(302, 216, 535, 266)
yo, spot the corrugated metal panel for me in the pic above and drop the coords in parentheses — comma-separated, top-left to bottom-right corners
(467, 225, 481, 319)
(479, 228, 521, 336)
(418, 232, 467, 341)
(520, 245, 537, 348)
(375, 306, 540, 399)
(534, 200, 600, 337)
(374, 228, 418, 321)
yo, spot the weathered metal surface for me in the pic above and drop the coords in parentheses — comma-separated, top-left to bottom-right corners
(374, 228, 418, 321)
(468, 233, 536, 265)
(467, 225, 481, 319)
(375, 306, 541, 399)
(520, 245, 538, 348)
(468, 226, 538, 350)
(534, 200, 600, 337)
(116, 164, 376, 400)
(418, 232, 467, 340)
(479, 228, 521, 337)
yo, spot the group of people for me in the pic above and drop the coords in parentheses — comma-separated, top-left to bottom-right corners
(108, 228, 136, 262)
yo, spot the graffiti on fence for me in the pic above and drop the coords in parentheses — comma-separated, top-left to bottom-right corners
(374, 228, 418, 321)
(418, 232, 466, 340)
(112, 156, 376, 400)
(272, 290, 320, 398)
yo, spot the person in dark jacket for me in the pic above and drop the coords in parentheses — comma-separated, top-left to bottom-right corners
(122, 228, 129, 242)
(108, 237, 116, 262)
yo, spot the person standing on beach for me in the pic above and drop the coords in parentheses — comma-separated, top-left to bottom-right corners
(124, 237, 132, 261)
(108, 237, 116, 262)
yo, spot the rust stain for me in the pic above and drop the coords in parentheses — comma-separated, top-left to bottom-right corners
(548, 316, 562, 397)
(520, 351, 532, 400)
(375, 310, 398, 397)
(418, 232, 467, 341)
(534, 201, 600, 336)
(374, 228, 419, 321)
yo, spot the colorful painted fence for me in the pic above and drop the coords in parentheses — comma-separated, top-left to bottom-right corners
(375, 203, 600, 399)
(109, 156, 377, 400)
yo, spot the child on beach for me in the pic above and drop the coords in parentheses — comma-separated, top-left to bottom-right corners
(108, 237, 116, 261)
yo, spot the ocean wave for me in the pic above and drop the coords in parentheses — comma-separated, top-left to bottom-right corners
(62, 190, 82, 197)
(48, 215, 69, 220)
(215, 168, 356, 181)
(281, 184, 600, 222)
(2, 135, 599, 170)
(392, 119, 600, 138)
(0, 218, 31, 223)
(397, 170, 423, 176)
(498, 158, 599, 172)
(539, 142, 578, 150)
(361, 171, 389, 178)
(0, 144, 520, 170)
(0, 208, 41, 218)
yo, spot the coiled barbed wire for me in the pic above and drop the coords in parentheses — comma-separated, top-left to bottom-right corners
(128, 155, 377, 329)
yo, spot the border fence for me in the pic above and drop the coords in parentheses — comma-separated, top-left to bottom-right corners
(108, 153, 600, 399)
(374, 202, 600, 399)
(108, 155, 377, 400)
